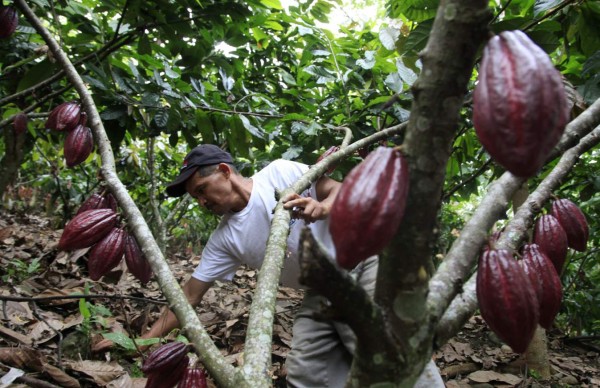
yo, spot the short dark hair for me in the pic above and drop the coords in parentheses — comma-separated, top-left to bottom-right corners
(197, 163, 239, 177)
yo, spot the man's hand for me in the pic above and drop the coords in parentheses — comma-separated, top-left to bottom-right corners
(282, 193, 330, 223)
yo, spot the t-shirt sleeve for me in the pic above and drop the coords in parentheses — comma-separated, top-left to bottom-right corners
(192, 229, 240, 283)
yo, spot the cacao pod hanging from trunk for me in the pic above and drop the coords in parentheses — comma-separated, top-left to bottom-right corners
(145, 355, 189, 388)
(0, 6, 18, 39)
(473, 30, 569, 177)
(177, 367, 208, 388)
(58, 209, 118, 251)
(45, 101, 82, 132)
(520, 244, 562, 329)
(87, 227, 126, 281)
(124, 233, 153, 284)
(141, 341, 190, 375)
(329, 146, 409, 270)
(76, 193, 108, 215)
(476, 249, 539, 353)
(533, 214, 568, 274)
(13, 113, 28, 136)
(551, 198, 589, 252)
(64, 124, 94, 167)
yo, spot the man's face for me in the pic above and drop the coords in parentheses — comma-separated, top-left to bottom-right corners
(184, 165, 232, 215)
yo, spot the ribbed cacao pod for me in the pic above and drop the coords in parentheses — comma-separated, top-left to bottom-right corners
(64, 124, 94, 167)
(329, 146, 409, 270)
(76, 193, 108, 215)
(124, 233, 153, 284)
(45, 101, 81, 132)
(145, 355, 189, 388)
(316, 146, 339, 175)
(473, 30, 569, 177)
(551, 198, 589, 252)
(58, 209, 118, 251)
(13, 113, 28, 136)
(87, 227, 126, 281)
(177, 367, 208, 388)
(142, 341, 190, 375)
(104, 192, 118, 212)
(476, 249, 539, 353)
(533, 214, 568, 273)
(521, 244, 562, 329)
(0, 6, 18, 39)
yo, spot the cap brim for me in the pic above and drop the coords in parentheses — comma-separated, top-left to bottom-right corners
(165, 167, 198, 197)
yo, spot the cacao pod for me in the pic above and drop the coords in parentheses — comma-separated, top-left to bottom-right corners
(64, 124, 94, 167)
(551, 198, 589, 252)
(473, 30, 569, 177)
(104, 192, 118, 212)
(87, 227, 126, 281)
(329, 146, 409, 270)
(58, 209, 118, 251)
(533, 214, 568, 274)
(76, 193, 108, 215)
(13, 113, 28, 136)
(142, 341, 190, 375)
(316, 146, 339, 175)
(521, 244, 562, 329)
(476, 249, 539, 353)
(177, 367, 208, 388)
(145, 355, 189, 388)
(0, 6, 18, 39)
(124, 233, 153, 284)
(45, 101, 81, 132)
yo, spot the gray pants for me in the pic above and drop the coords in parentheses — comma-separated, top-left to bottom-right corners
(286, 257, 445, 387)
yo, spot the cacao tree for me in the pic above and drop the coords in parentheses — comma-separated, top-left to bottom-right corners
(1, 0, 600, 387)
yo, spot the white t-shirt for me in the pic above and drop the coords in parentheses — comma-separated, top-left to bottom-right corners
(192, 159, 335, 289)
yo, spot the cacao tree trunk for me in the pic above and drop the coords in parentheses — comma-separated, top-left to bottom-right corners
(0, 125, 27, 198)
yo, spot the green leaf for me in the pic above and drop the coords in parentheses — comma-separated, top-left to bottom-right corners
(380, 27, 400, 51)
(260, 0, 283, 9)
(17, 59, 59, 92)
(79, 299, 91, 320)
(239, 115, 265, 138)
(533, 0, 562, 16)
(138, 34, 152, 55)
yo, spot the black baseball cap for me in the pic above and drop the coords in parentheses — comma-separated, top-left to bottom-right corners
(165, 144, 233, 197)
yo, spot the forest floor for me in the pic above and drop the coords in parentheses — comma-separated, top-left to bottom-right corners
(0, 209, 599, 387)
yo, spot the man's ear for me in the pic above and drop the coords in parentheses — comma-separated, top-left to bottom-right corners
(217, 163, 231, 178)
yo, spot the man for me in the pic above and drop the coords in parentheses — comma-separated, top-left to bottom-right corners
(95, 144, 443, 387)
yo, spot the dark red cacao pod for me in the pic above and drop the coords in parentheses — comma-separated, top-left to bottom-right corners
(316, 146, 339, 175)
(76, 193, 108, 215)
(145, 355, 189, 388)
(329, 146, 409, 270)
(142, 342, 190, 375)
(104, 192, 118, 212)
(58, 209, 118, 251)
(551, 198, 589, 252)
(124, 233, 153, 284)
(0, 6, 18, 39)
(45, 101, 81, 131)
(87, 227, 126, 281)
(533, 214, 568, 273)
(177, 367, 208, 388)
(13, 113, 28, 136)
(476, 249, 539, 353)
(473, 30, 569, 177)
(521, 244, 562, 329)
(64, 124, 94, 167)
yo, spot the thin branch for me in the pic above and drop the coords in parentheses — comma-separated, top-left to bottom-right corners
(0, 293, 167, 304)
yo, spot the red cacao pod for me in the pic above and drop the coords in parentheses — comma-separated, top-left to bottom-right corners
(142, 342, 190, 375)
(329, 146, 409, 270)
(104, 192, 118, 212)
(76, 193, 108, 215)
(124, 233, 153, 284)
(45, 101, 81, 131)
(0, 6, 18, 39)
(521, 244, 562, 329)
(476, 249, 539, 353)
(13, 113, 28, 136)
(533, 214, 568, 274)
(87, 227, 126, 281)
(316, 146, 339, 175)
(64, 124, 94, 167)
(145, 355, 189, 388)
(177, 367, 208, 388)
(58, 209, 118, 251)
(551, 198, 589, 252)
(473, 30, 569, 177)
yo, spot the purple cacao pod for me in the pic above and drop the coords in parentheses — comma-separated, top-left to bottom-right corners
(46, 101, 82, 131)
(142, 342, 190, 375)
(533, 214, 568, 274)
(124, 233, 153, 284)
(177, 367, 208, 388)
(476, 249, 539, 353)
(64, 124, 94, 167)
(145, 355, 189, 388)
(551, 198, 589, 252)
(76, 193, 109, 215)
(58, 209, 118, 251)
(329, 146, 409, 270)
(88, 227, 126, 281)
(473, 30, 569, 177)
(13, 113, 28, 136)
(0, 6, 18, 39)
